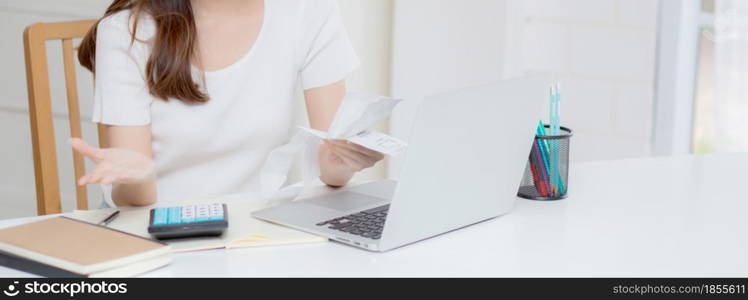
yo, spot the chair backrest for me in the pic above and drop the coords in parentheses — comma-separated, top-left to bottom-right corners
(23, 20, 108, 215)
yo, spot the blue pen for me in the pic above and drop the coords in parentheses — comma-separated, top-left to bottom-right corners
(536, 121, 551, 177)
(536, 122, 551, 196)
(552, 83, 561, 135)
(550, 84, 565, 195)
(548, 86, 556, 196)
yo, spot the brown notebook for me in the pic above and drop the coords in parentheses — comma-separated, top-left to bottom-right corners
(0, 217, 171, 277)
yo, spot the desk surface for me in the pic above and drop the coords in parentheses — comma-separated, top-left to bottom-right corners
(1, 154, 747, 277)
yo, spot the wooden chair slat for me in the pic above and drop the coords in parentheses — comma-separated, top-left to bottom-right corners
(23, 20, 98, 215)
(62, 38, 88, 210)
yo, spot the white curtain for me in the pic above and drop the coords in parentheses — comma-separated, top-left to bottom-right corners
(713, 0, 748, 151)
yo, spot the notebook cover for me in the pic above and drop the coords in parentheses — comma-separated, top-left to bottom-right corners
(0, 250, 84, 278)
(0, 217, 168, 274)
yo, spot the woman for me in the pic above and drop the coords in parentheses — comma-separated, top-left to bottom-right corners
(71, 0, 383, 207)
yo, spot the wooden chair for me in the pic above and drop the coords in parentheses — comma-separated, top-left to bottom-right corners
(23, 20, 109, 215)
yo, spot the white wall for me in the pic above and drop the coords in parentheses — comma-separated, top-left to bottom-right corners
(388, 0, 660, 175)
(505, 0, 660, 162)
(388, 0, 509, 177)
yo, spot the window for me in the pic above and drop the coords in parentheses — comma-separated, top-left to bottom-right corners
(692, 0, 748, 153)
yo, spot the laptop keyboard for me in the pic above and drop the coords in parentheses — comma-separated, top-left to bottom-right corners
(315, 205, 389, 240)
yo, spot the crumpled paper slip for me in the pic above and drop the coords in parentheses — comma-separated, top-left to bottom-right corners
(298, 127, 407, 156)
(260, 93, 406, 203)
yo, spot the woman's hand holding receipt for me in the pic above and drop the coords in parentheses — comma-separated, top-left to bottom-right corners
(260, 93, 405, 201)
(319, 139, 385, 186)
(322, 139, 384, 172)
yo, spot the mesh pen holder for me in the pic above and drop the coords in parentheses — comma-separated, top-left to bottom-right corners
(517, 125, 572, 201)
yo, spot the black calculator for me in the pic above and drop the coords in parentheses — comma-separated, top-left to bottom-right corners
(147, 203, 228, 239)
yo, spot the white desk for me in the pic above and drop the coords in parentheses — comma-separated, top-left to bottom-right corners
(1, 154, 747, 277)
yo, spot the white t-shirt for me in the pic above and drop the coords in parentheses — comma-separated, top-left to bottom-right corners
(92, 0, 359, 206)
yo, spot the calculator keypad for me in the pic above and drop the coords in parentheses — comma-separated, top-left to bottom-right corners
(148, 203, 228, 239)
(152, 203, 225, 226)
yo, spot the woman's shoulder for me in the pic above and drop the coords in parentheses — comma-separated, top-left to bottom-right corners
(98, 9, 156, 41)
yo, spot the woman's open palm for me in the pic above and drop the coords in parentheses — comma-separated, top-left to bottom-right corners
(69, 138, 155, 186)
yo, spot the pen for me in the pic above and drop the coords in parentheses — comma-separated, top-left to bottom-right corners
(536, 120, 551, 175)
(548, 86, 556, 196)
(99, 210, 120, 226)
(548, 84, 563, 196)
(531, 139, 551, 196)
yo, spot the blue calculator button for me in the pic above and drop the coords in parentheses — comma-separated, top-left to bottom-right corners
(167, 207, 182, 224)
(153, 208, 168, 226)
(209, 215, 224, 221)
(195, 216, 210, 222)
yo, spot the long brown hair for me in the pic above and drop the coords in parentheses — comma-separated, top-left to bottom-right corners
(78, 0, 208, 103)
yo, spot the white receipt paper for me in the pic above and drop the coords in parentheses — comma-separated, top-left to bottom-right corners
(260, 93, 406, 202)
(298, 127, 406, 156)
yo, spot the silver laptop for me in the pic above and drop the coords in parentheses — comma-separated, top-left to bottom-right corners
(252, 77, 547, 252)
